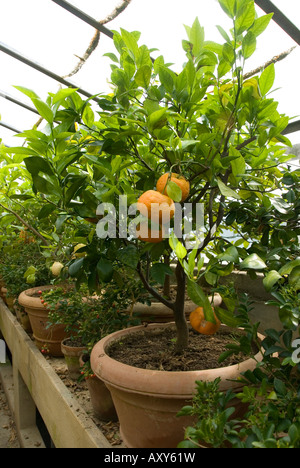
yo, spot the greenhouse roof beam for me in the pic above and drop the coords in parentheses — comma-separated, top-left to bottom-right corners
(50, 0, 114, 39)
(0, 121, 22, 134)
(255, 0, 300, 45)
(0, 42, 101, 104)
(0, 90, 40, 116)
(283, 120, 300, 136)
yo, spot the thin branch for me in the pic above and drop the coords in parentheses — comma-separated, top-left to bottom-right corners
(243, 46, 296, 80)
(63, 0, 133, 79)
(137, 261, 175, 310)
(0, 203, 50, 246)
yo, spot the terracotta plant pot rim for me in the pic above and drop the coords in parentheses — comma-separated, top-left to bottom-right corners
(18, 285, 54, 310)
(91, 322, 264, 399)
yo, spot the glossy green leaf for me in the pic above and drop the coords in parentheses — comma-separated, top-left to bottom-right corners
(218, 0, 236, 18)
(68, 257, 85, 277)
(117, 245, 140, 269)
(279, 258, 300, 276)
(263, 270, 282, 292)
(218, 246, 239, 263)
(97, 258, 114, 283)
(250, 13, 273, 37)
(235, 1, 256, 35)
(217, 178, 241, 199)
(242, 31, 256, 59)
(259, 63, 275, 96)
(32, 98, 54, 123)
(167, 180, 182, 202)
(187, 279, 216, 323)
(150, 263, 173, 285)
(24, 156, 54, 176)
(135, 65, 152, 89)
(240, 253, 267, 270)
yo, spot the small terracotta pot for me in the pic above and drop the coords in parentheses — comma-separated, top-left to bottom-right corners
(61, 338, 88, 379)
(18, 285, 68, 357)
(91, 322, 264, 448)
(79, 355, 118, 422)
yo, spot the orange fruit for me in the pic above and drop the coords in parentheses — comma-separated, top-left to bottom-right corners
(136, 222, 165, 243)
(156, 173, 190, 202)
(137, 190, 175, 224)
(189, 307, 221, 336)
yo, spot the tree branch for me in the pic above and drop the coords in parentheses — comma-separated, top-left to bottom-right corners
(243, 46, 296, 80)
(63, 0, 133, 79)
(0, 203, 50, 246)
(137, 261, 175, 310)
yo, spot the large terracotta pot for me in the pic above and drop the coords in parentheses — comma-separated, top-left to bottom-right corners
(91, 322, 264, 448)
(18, 285, 68, 357)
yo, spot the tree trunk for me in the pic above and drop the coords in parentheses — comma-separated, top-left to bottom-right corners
(173, 262, 189, 353)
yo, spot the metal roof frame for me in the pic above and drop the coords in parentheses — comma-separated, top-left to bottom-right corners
(0, 0, 299, 141)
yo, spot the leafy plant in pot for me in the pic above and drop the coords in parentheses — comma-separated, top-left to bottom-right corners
(45, 274, 142, 421)
(0, 238, 52, 331)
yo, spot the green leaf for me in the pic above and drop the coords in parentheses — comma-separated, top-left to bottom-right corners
(52, 88, 77, 104)
(185, 17, 205, 56)
(14, 86, 40, 100)
(187, 279, 216, 323)
(214, 306, 240, 327)
(274, 378, 287, 396)
(235, 1, 256, 35)
(167, 180, 182, 202)
(135, 65, 152, 89)
(242, 31, 256, 59)
(175, 241, 187, 260)
(32, 175, 58, 196)
(240, 253, 267, 270)
(150, 263, 173, 285)
(263, 270, 282, 292)
(31, 98, 54, 123)
(82, 105, 94, 127)
(24, 156, 54, 176)
(97, 258, 114, 283)
(69, 257, 85, 277)
(217, 178, 241, 199)
(117, 245, 140, 269)
(259, 63, 275, 96)
(279, 258, 300, 276)
(218, 0, 236, 18)
(250, 13, 273, 37)
(38, 204, 57, 220)
(147, 109, 167, 132)
(218, 246, 239, 263)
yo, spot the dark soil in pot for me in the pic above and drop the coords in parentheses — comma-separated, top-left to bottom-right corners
(106, 325, 256, 372)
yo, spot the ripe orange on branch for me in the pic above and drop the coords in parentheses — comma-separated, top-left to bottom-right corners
(189, 307, 221, 336)
(137, 190, 175, 224)
(156, 173, 190, 202)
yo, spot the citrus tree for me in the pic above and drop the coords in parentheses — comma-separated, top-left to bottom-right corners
(74, 0, 293, 351)
(5, 0, 296, 353)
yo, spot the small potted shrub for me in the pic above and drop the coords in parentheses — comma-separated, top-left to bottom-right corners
(44, 273, 142, 421)
(0, 239, 52, 331)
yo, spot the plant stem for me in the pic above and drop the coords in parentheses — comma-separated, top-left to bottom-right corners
(0, 203, 50, 246)
(174, 262, 189, 352)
